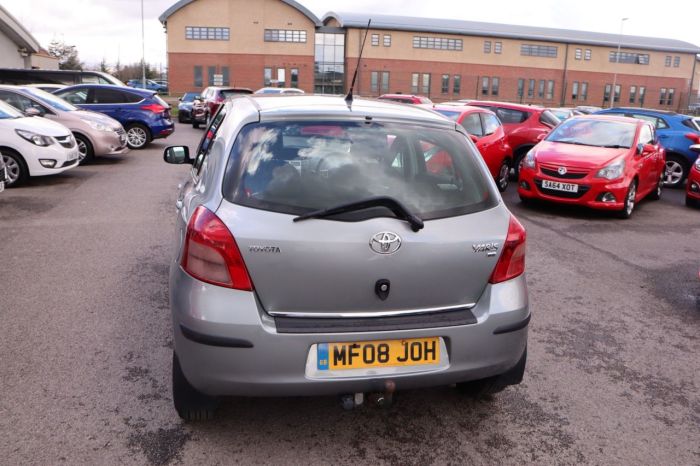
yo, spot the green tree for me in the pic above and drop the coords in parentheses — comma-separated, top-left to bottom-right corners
(48, 39, 83, 70)
(99, 58, 109, 73)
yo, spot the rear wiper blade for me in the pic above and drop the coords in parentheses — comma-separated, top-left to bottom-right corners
(293, 196, 424, 232)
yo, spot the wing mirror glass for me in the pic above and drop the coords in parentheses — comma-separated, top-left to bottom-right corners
(163, 146, 193, 165)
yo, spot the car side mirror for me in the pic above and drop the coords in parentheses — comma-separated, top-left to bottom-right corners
(536, 133, 547, 142)
(469, 134, 479, 143)
(24, 107, 41, 117)
(164, 146, 193, 165)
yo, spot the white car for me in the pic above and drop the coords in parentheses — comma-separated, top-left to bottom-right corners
(0, 99, 79, 187)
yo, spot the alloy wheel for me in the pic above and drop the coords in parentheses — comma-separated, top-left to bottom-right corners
(498, 162, 510, 191)
(664, 160, 684, 186)
(77, 139, 88, 162)
(625, 182, 636, 216)
(3, 154, 20, 184)
(127, 127, 148, 148)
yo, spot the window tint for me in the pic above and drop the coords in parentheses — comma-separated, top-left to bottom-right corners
(632, 114, 668, 129)
(56, 88, 88, 105)
(547, 119, 636, 148)
(92, 88, 127, 104)
(493, 107, 529, 124)
(193, 108, 227, 176)
(224, 121, 496, 220)
(461, 113, 483, 136)
(123, 92, 145, 103)
(0, 91, 47, 114)
(638, 125, 653, 145)
(481, 113, 501, 135)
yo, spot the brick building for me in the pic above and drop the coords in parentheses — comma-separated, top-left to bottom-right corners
(159, 0, 700, 111)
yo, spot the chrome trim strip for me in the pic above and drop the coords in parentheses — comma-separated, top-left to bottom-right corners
(268, 303, 477, 319)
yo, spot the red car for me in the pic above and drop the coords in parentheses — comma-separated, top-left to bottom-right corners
(518, 115, 666, 218)
(686, 144, 700, 208)
(192, 86, 252, 128)
(433, 105, 512, 191)
(469, 101, 560, 178)
(378, 94, 433, 105)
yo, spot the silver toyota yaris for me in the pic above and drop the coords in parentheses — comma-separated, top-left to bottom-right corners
(164, 95, 529, 420)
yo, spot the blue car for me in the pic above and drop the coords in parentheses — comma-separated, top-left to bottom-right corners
(127, 79, 168, 94)
(54, 84, 174, 149)
(595, 107, 700, 187)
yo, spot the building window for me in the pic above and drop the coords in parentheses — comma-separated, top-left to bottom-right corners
(521, 44, 558, 58)
(264, 29, 307, 43)
(383, 35, 391, 47)
(538, 80, 545, 98)
(381, 71, 390, 93)
(603, 84, 611, 102)
(629, 85, 636, 104)
(411, 73, 419, 94)
(186, 26, 230, 40)
(413, 36, 463, 51)
(659, 88, 667, 105)
(276, 68, 286, 87)
(314, 32, 345, 95)
(481, 77, 489, 95)
(665, 56, 672, 67)
(264, 67, 272, 86)
(371, 34, 379, 46)
(546, 80, 554, 100)
(614, 84, 620, 102)
(584, 49, 591, 60)
(222, 67, 230, 85)
(528, 79, 535, 98)
(609, 51, 649, 64)
(580, 82, 588, 101)
(484, 41, 491, 53)
(673, 56, 680, 67)
(290, 68, 299, 88)
(517, 79, 525, 98)
(575, 48, 582, 60)
(421, 73, 431, 95)
(207, 66, 216, 85)
(491, 77, 500, 96)
(370, 71, 379, 93)
(453, 75, 461, 94)
(639, 86, 646, 106)
(667, 88, 675, 105)
(572, 81, 579, 100)
(194, 66, 202, 87)
(441, 74, 450, 94)
(494, 41, 502, 54)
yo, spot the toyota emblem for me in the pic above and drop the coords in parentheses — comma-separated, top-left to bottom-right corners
(369, 232, 402, 254)
(558, 166, 567, 175)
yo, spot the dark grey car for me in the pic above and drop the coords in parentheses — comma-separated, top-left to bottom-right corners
(164, 95, 530, 420)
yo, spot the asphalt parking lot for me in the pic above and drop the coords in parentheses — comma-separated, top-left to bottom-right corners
(1, 122, 698, 465)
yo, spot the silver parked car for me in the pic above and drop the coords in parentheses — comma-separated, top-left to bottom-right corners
(164, 95, 529, 420)
(0, 85, 127, 164)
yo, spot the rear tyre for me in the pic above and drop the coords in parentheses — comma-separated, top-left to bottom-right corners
(519, 194, 533, 206)
(178, 112, 185, 123)
(648, 173, 664, 201)
(192, 120, 200, 129)
(686, 196, 699, 208)
(617, 180, 637, 219)
(511, 147, 531, 181)
(74, 134, 94, 164)
(457, 346, 527, 398)
(496, 159, 510, 192)
(1, 148, 28, 187)
(664, 154, 687, 188)
(125, 123, 151, 150)
(172, 352, 219, 421)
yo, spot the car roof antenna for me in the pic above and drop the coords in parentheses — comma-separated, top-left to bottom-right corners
(344, 19, 372, 108)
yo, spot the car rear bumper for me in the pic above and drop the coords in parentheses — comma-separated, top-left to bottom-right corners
(170, 266, 529, 397)
(518, 169, 630, 210)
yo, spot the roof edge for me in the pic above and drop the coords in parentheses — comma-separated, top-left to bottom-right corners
(160, 0, 320, 26)
(0, 4, 40, 52)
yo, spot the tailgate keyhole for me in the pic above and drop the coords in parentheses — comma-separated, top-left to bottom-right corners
(375, 279, 391, 300)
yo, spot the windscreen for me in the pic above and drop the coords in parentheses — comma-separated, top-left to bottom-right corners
(224, 121, 497, 220)
(0, 100, 22, 119)
(546, 118, 637, 148)
(24, 87, 77, 111)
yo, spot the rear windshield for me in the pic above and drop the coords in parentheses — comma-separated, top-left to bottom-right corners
(546, 118, 637, 148)
(221, 89, 253, 98)
(223, 121, 497, 220)
(539, 110, 561, 128)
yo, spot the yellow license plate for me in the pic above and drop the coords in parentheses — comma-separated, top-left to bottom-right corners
(316, 337, 440, 371)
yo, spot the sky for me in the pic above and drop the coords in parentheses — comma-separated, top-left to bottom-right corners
(2, 0, 699, 70)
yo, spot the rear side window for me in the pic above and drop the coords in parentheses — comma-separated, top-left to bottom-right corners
(56, 88, 88, 105)
(223, 121, 497, 220)
(481, 113, 501, 135)
(91, 88, 127, 104)
(494, 107, 529, 124)
(461, 113, 483, 136)
(123, 92, 145, 103)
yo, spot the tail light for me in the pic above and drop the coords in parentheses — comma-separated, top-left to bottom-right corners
(181, 206, 253, 290)
(489, 215, 526, 284)
(684, 133, 700, 144)
(141, 103, 166, 114)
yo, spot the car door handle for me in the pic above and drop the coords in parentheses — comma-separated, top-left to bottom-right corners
(176, 199, 183, 210)
(658, 134, 669, 139)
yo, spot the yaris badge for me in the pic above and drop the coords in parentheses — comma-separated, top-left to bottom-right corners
(370, 232, 402, 254)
